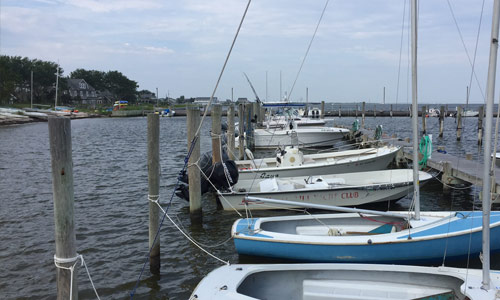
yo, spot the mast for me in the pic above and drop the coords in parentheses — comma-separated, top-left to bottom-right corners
(411, 0, 420, 219)
(482, 0, 500, 289)
(54, 66, 59, 109)
(31, 70, 33, 109)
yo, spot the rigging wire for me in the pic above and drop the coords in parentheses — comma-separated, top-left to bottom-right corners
(288, 0, 330, 101)
(446, 0, 486, 104)
(129, 1, 252, 298)
(395, 0, 408, 108)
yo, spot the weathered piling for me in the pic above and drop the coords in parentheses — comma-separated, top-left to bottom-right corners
(320, 101, 325, 119)
(422, 105, 427, 134)
(245, 103, 255, 151)
(390, 104, 393, 118)
(355, 104, 359, 118)
(187, 107, 202, 222)
(338, 105, 342, 118)
(361, 102, 366, 128)
(227, 105, 235, 160)
(253, 102, 262, 126)
(456, 106, 463, 141)
(478, 105, 484, 145)
(48, 117, 78, 300)
(374, 104, 377, 118)
(238, 104, 245, 159)
(211, 104, 222, 164)
(439, 105, 445, 137)
(147, 114, 160, 274)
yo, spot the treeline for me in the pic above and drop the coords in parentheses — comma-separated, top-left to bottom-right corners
(0, 55, 139, 105)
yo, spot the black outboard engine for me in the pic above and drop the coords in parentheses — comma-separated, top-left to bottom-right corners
(176, 147, 239, 201)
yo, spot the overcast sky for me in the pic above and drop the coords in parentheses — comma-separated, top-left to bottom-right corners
(0, 0, 497, 104)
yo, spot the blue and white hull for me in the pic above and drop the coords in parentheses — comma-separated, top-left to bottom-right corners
(232, 211, 500, 263)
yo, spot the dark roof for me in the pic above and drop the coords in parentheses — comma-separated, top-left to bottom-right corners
(67, 79, 96, 91)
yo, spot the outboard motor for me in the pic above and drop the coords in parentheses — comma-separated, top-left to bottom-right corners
(176, 147, 239, 201)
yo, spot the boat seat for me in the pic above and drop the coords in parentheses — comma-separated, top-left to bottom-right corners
(302, 279, 455, 300)
(296, 226, 341, 236)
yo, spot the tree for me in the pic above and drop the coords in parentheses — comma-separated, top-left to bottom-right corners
(104, 70, 138, 102)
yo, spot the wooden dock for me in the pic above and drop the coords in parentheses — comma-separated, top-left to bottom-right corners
(353, 128, 500, 198)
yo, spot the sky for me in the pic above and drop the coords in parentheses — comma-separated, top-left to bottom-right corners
(0, 0, 497, 104)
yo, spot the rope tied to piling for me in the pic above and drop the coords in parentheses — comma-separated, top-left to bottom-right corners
(54, 254, 101, 300)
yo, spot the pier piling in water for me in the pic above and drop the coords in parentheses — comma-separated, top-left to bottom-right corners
(320, 101, 325, 119)
(238, 104, 245, 160)
(456, 106, 463, 141)
(245, 103, 255, 152)
(48, 116, 78, 300)
(362, 102, 366, 128)
(390, 104, 393, 118)
(147, 114, 161, 274)
(187, 107, 202, 222)
(211, 104, 222, 164)
(478, 105, 484, 145)
(227, 105, 235, 160)
(439, 105, 445, 137)
(422, 105, 427, 134)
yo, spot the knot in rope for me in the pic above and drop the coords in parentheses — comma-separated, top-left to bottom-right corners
(54, 253, 101, 300)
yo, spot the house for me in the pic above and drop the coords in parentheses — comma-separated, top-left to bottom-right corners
(65, 79, 99, 106)
(138, 90, 157, 103)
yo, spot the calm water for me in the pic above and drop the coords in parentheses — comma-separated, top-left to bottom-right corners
(0, 113, 499, 299)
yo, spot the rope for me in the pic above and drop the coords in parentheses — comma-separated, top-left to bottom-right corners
(418, 135, 432, 168)
(54, 254, 101, 300)
(288, 0, 330, 100)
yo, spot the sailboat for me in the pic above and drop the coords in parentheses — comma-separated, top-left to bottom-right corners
(191, 0, 500, 298)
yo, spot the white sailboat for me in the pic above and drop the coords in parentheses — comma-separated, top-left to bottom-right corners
(236, 145, 400, 180)
(191, 0, 500, 298)
(220, 169, 431, 210)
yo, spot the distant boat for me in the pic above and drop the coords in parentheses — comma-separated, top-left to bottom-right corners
(218, 169, 431, 210)
(236, 145, 400, 180)
(307, 107, 321, 118)
(427, 108, 440, 117)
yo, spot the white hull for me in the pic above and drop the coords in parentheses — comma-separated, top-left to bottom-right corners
(191, 263, 500, 300)
(263, 117, 326, 128)
(237, 146, 399, 180)
(219, 169, 431, 210)
(238, 127, 349, 149)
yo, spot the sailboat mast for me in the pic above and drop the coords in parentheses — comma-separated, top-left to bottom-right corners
(411, 0, 420, 220)
(54, 66, 59, 109)
(482, 0, 500, 289)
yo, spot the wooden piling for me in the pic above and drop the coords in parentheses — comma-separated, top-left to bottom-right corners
(338, 105, 341, 118)
(422, 105, 427, 134)
(355, 104, 359, 118)
(187, 107, 202, 222)
(48, 117, 78, 300)
(227, 105, 235, 160)
(478, 105, 484, 145)
(238, 104, 245, 159)
(466, 153, 473, 161)
(374, 104, 377, 118)
(211, 104, 222, 164)
(361, 101, 366, 128)
(320, 101, 325, 119)
(253, 102, 261, 126)
(147, 114, 160, 274)
(245, 103, 255, 152)
(390, 104, 393, 118)
(456, 106, 463, 141)
(442, 161, 453, 192)
(439, 105, 445, 137)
